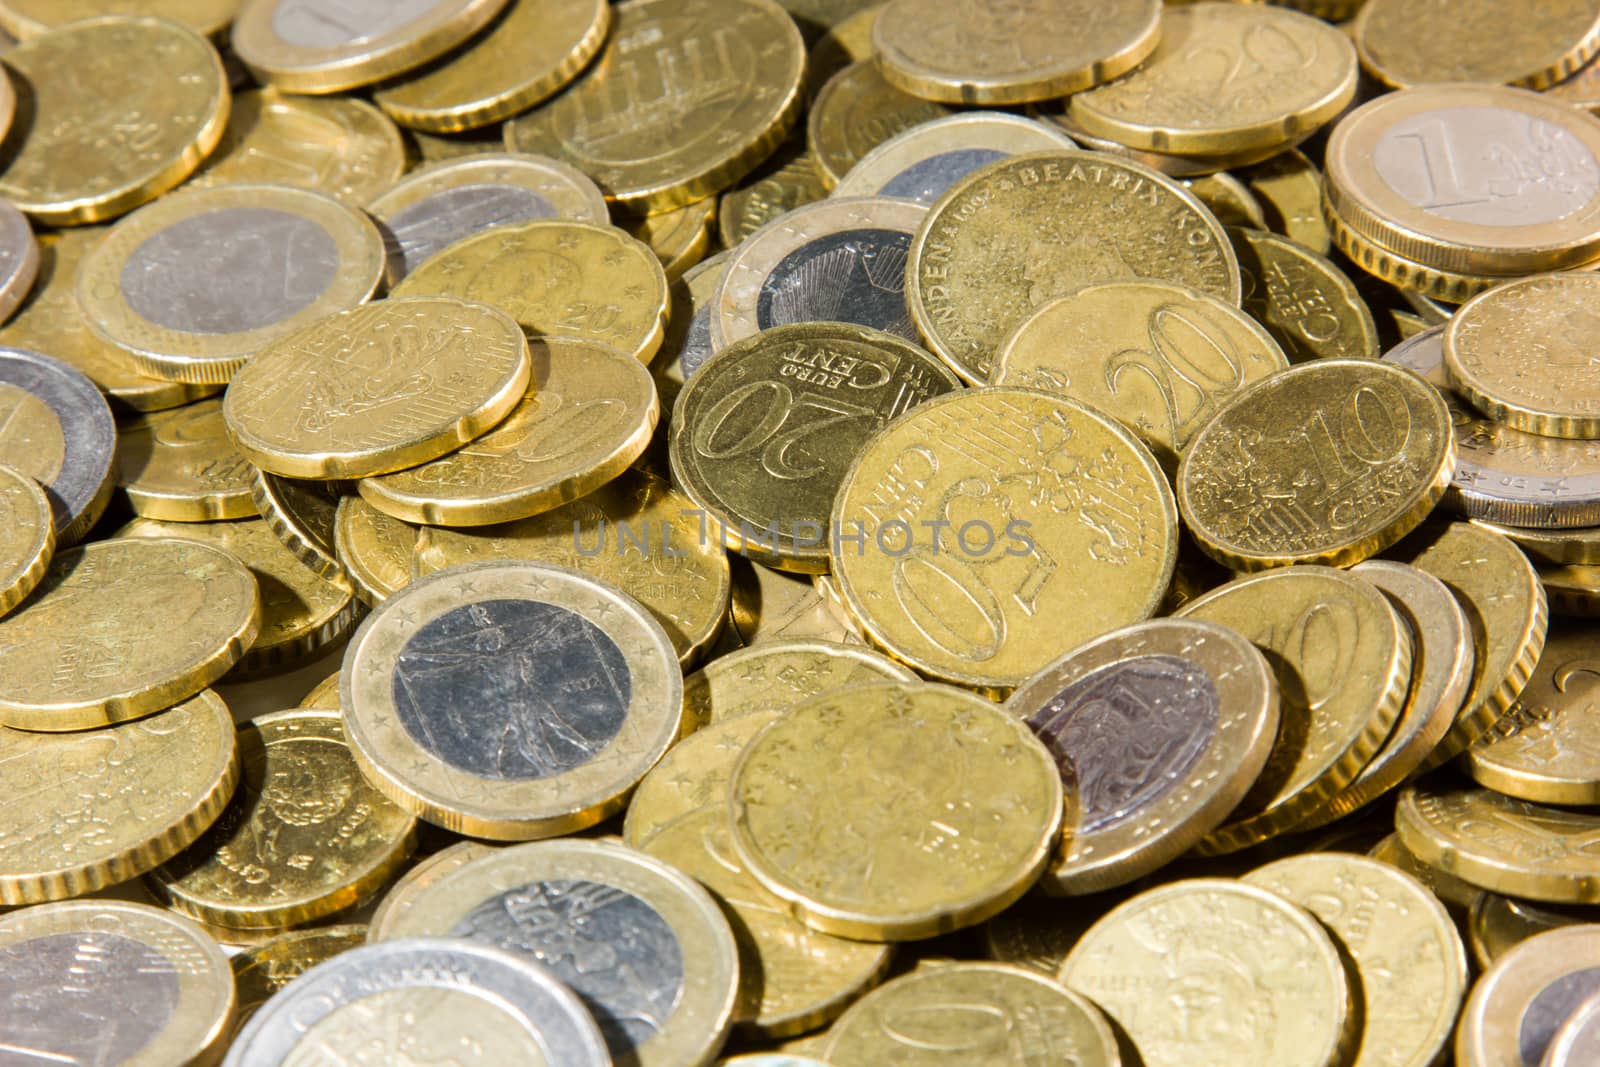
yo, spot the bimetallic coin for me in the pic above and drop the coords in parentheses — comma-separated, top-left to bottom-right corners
(808, 60, 952, 191)
(504, 0, 805, 212)
(224, 297, 530, 479)
(231, 0, 510, 94)
(0, 0, 239, 39)
(730, 681, 1063, 939)
(833, 112, 1076, 204)
(653, 251, 729, 410)
(0, 17, 228, 224)
(1355, 0, 1600, 89)
(370, 153, 610, 284)
(224, 937, 608, 1067)
(908, 151, 1241, 384)
(1060, 879, 1352, 1067)
(1456, 925, 1600, 1067)
(681, 638, 914, 732)
(334, 495, 416, 606)
(368, 839, 738, 1067)
(252, 470, 343, 581)
(1004, 618, 1279, 895)
(231, 925, 369, 1032)
(116, 397, 257, 521)
(719, 142, 830, 249)
(1229, 226, 1379, 363)
(623, 196, 717, 285)
(0, 691, 239, 904)
(342, 561, 682, 839)
(0, 347, 116, 546)
(1178, 359, 1454, 570)
(1548, 990, 1600, 1067)
(1470, 894, 1598, 970)
(0, 464, 51, 618)
(625, 711, 781, 848)
(0, 200, 36, 327)
(0, 538, 259, 731)
(366, 841, 498, 941)
(672, 322, 961, 572)
(78, 184, 387, 385)
(0, 901, 234, 1066)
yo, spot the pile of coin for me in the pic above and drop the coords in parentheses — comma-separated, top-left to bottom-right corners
(6, 0, 1600, 1064)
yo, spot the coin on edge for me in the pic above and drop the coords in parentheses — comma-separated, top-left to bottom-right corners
(334, 496, 416, 606)
(807, 59, 952, 189)
(681, 638, 914, 732)
(231, 925, 369, 1032)
(1455, 925, 1600, 1067)
(1229, 225, 1379, 363)
(116, 397, 257, 521)
(832, 112, 1078, 204)
(0, 464, 53, 618)
(0, 347, 118, 546)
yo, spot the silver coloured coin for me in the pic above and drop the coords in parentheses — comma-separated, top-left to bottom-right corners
(0, 198, 38, 326)
(224, 937, 609, 1067)
(0, 346, 115, 545)
(832, 113, 1076, 204)
(1547, 989, 1600, 1067)
(652, 250, 729, 406)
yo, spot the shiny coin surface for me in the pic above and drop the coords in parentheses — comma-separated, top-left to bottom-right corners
(371, 154, 609, 284)
(365, 839, 497, 940)
(116, 397, 256, 521)
(392, 218, 668, 364)
(653, 251, 728, 408)
(873, 0, 1158, 105)
(719, 143, 829, 249)
(808, 59, 952, 189)
(1356, 0, 1600, 89)
(505, 0, 805, 213)
(728, 556, 862, 646)
(625, 710, 780, 847)
(0, 539, 258, 731)
(1005, 618, 1279, 895)
(150, 709, 414, 930)
(1541, 562, 1600, 617)
(0, 200, 36, 327)
(0, 464, 52, 619)
(0, 691, 238, 904)
(730, 681, 1063, 939)
(1547, 987, 1600, 1067)
(991, 280, 1288, 467)
(1456, 925, 1600, 1067)
(1369, 832, 1483, 913)
(1072, 2, 1358, 156)
(1477, 522, 1600, 566)
(0, 0, 239, 39)
(369, 839, 738, 1067)
(622, 195, 718, 285)
(1036, 105, 1310, 178)
(78, 183, 386, 385)
(0, 16, 228, 224)
(1470, 894, 1598, 970)
(342, 560, 681, 838)
(672, 322, 961, 572)
(335, 496, 417, 606)
(908, 151, 1240, 384)
(1240, 147, 1331, 255)
(0, 900, 234, 1066)
(1178, 359, 1454, 570)
(1060, 879, 1351, 1067)
(681, 637, 913, 732)
(224, 936, 608, 1067)
(374, 0, 609, 133)
(231, 924, 368, 1031)
(223, 297, 529, 479)
(1551, 52, 1600, 111)
(832, 387, 1177, 690)
(0, 347, 117, 546)
(832, 112, 1077, 203)
(1229, 226, 1379, 363)
(231, 0, 508, 94)
(252, 470, 343, 581)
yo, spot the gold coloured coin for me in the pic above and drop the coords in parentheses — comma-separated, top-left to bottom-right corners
(0, 0, 238, 39)
(681, 637, 913, 732)
(231, 924, 368, 1031)
(625, 710, 780, 847)
(0, 691, 238, 904)
(0, 464, 52, 619)
(728, 556, 862, 646)
(1468, 893, 1597, 969)
(831, 112, 1078, 203)
(825, 962, 1118, 1066)
(0, 900, 234, 1065)
(0, 539, 259, 731)
(808, 59, 953, 188)
(1229, 226, 1379, 363)
(504, 0, 805, 213)
(1175, 566, 1413, 853)
(652, 251, 729, 410)
(371, 838, 740, 1067)
(1005, 618, 1280, 895)
(374, 0, 610, 133)
(729, 681, 1063, 939)
(342, 560, 682, 839)
(0, 16, 228, 225)
(223, 297, 529, 479)
(252, 470, 343, 582)
(115, 398, 256, 521)
(991, 281, 1287, 467)
(1178, 359, 1454, 570)
(1355, 0, 1600, 90)
(150, 709, 414, 930)
(77, 183, 387, 385)
(1059, 879, 1351, 1067)
(392, 218, 668, 364)
(1456, 925, 1600, 1067)
(1244, 854, 1467, 1067)
(1186, 171, 1267, 230)
(1241, 147, 1331, 256)
(622, 196, 718, 285)
(1368, 832, 1482, 913)
(1071, 2, 1358, 156)
(1034, 104, 1314, 179)
(908, 151, 1241, 384)
(231, 0, 508, 94)
(1550, 53, 1600, 111)
(409, 126, 506, 165)
(1475, 521, 1600, 566)
(299, 670, 340, 710)
(872, 0, 1158, 105)
(1542, 563, 1600, 616)
(365, 839, 497, 940)
(719, 142, 830, 249)
(832, 387, 1178, 690)
(334, 495, 416, 606)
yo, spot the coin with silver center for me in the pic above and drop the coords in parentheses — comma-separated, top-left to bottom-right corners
(0, 199, 37, 327)
(831, 113, 1076, 204)
(223, 937, 608, 1067)
(0, 346, 116, 546)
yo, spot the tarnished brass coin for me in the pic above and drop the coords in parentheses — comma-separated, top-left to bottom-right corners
(908, 151, 1241, 385)
(0, 0, 238, 39)
(681, 637, 913, 732)
(116, 398, 256, 521)
(1241, 147, 1331, 256)
(872, 0, 1158, 105)
(392, 218, 668, 364)
(0, 900, 234, 1065)
(231, 0, 508, 94)
(808, 59, 952, 189)
(626, 711, 781, 847)
(1456, 925, 1600, 1067)
(731, 681, 1062, 940)
(504, 0, 805, 213)
(1550, 52, 1600, 111)
(77, 183, 387, 385)
(1244, 854, 1467, 1067)
(1355, 0, 1600, 90)
(832, 112, 1077, 204)
(231, 925, 369, 1032)
(1034, 104, 1314, 178)
(365, 839, 497, 940)
(1229, 226, 1379, 363)
(671, 322, 960, 572)
(0, 16, 228, 224)
(1005, 618, 1279, 895)
(1542, 562, 1600, 617)
(1178, 359, 1454, 570)
(832, 387, 1178, 690)
(0, 691, 238, 904)
(150, 709, 414, 930)
(1476, 522, 1600, 566)
(728, 556, 863, 646)
(298, 670, 340, 710)
(719, 142, 830, 249)
(1071, 2, 1358, 156)
(1468, 893, 1597, 969)
(0, 539, 259, 731)
(342, 561, 682, 839)
(223, 297, 530, 479)
(1368, 832, 1482, 913)
(251, 470, 342, 581)
(1059, 879, 1352, 1067)
(0, 347, 117, 547)
(374, 0, 609, 133)
(334, 496, 416, 606)
(1175, 566, 1413, 853)
(370, 838, 740, 1067)
(0, 465, 52, 620)
(623, 196, 718, 285)
(992, 281, 1287, 467)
